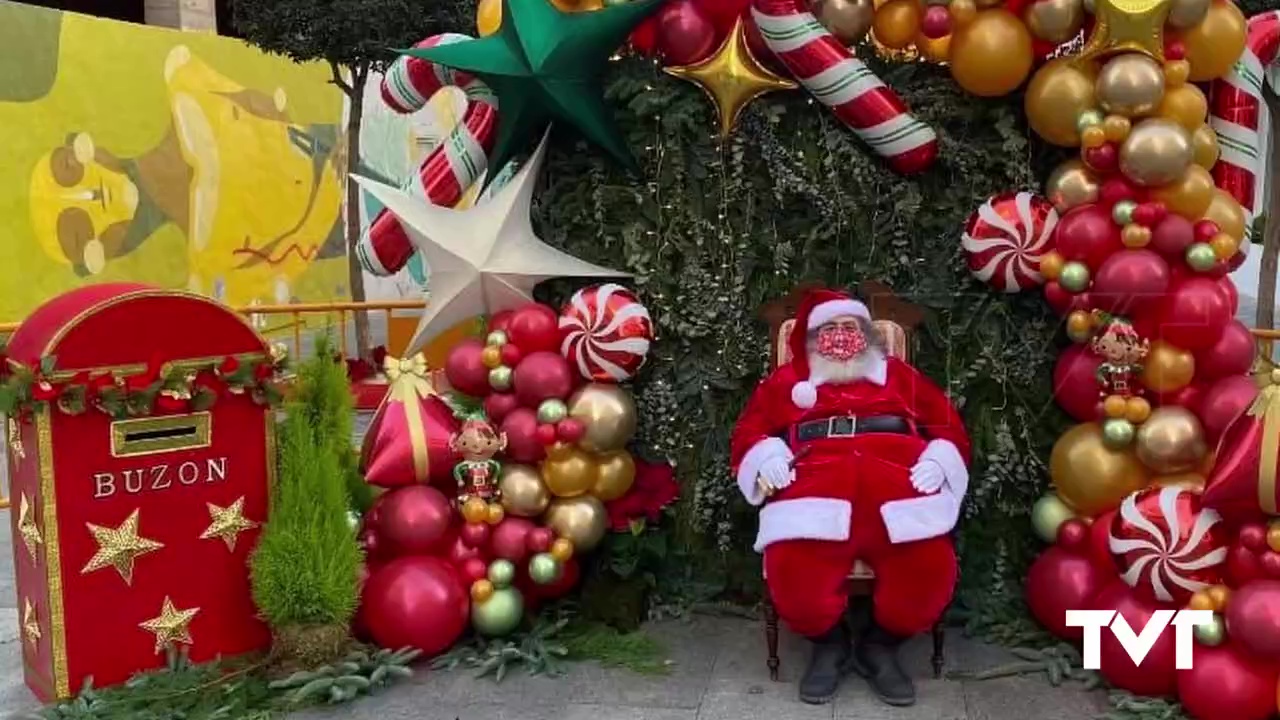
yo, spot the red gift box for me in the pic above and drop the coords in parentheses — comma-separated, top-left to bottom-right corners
(5, 284, 272, 700)
(1205, 361, 1280, 518)
(359, 354, 459, 489)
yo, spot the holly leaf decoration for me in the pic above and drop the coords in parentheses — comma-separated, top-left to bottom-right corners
(190, 386, 217, 412)
(57, 385, 88, 416)
(39, 356, 56, 375)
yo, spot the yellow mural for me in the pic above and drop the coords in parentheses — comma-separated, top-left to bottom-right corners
(0, 1, 349, 323)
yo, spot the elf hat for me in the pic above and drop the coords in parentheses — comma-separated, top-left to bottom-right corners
(788, 288, 871, 409)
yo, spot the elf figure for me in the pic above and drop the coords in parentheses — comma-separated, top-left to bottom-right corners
(1090, 316, 1149, 399)
(450, 418, 507, 507)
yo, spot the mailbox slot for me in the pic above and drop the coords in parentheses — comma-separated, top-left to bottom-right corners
(111, 412, 212, 458)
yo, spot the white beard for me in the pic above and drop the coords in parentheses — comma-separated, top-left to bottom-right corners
(808, 347, 884, 386)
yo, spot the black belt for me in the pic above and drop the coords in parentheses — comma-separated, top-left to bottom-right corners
(791, 415, 914, 442)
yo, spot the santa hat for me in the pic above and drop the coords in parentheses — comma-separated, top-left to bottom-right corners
(788, 288, 871, 409)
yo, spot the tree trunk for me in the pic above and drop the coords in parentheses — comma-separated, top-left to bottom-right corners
(341, 63, 372, 361)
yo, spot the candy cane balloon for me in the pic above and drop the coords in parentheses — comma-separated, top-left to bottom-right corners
(1209, 10, 1280, 245)
(751, 0, 938, 174)
(357, 34, 499, 277)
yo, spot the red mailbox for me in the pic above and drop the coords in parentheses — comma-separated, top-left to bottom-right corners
(5, 284, 275, 700)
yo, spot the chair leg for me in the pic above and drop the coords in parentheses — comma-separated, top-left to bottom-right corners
(931, 621, 945, 679)
(765, 599, 780, 681)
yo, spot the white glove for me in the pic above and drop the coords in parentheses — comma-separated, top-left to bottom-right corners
(910, 459, 946, 494)
(758, 456, 795, 492)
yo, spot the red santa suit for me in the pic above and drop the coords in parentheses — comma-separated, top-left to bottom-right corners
(730, 292, 971, 639)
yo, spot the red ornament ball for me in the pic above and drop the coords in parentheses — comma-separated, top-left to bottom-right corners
(500, 408, 546, 464)
(1150, 214, 1195, 258)
(1083, 143, 1118, 173)
(512, 351, 575, 407)
(506, 303, 562, 354)
(499, 344, 523, 367)
(444, 338, 492, 397)
(1193, 220, 1220, 243)
(1057, 519, 1089, 551)
(1091, 581, 1178, 696)
(377, 486, 454, 557)
(361, 557, 469, 656)
(526, 527, 555, 554)
(960, 192, 1058, 293)
(535, 423, 558, 446)
(1025, 546, 1109, 640)
(1054, 203, 1122, 270)
(557, 418, 587, 443)
(483, 392, 520, 424)
(460, 522, 491, 549)
(1177, 644, 1279, 720)
(490, 517, 537, 562)
(458, 556, 490, 584)
(1108, 486, 1227, 604)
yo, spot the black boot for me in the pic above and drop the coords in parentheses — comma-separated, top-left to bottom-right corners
(849, 623, 915, 707)
(798, 621, 853, 705)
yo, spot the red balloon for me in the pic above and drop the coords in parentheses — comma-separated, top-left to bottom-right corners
(1177, 645, 1280, 720)
(1151, 278, 1232, 350)
(1053, 345, 1103, 421)
(513, 351, 575, 407)
(458, 556, 489, 584)
(692, 0, 748, 34)
(500, 408, 546, 464)
(1262, 551, 1280, 577)
(447, 534, 485, 568)
(500, 344, 523, 367)
(656, 0, 717, 64)
(1239, 523, 1268, 551)
(1057, 519, 1089, 551)
(445, 338, 492, 397)
(1132, 201, 1167, 226)
(1195, 322, 1255, 382)
(557, 418, 586, 443)
(506, 304, 562, 354)
(1198, 375, 1258, 443)
(490, 517, 536, 562)
(1099, 177, 1141, 206)
(484, 393, 521, 424)
(359, 527, 383, 561)
(377, 486, 453, 556)
(1091, 249, 1170, 314)
(536, 423, 558, 445)
(1054, 204, 1123, 270)
(1091, 582, 1178, 696)
(1193, 220, 1220, 242)
(1155, 382, 1206, 415)
(1228, 248, 1248, 272)
(1225, 580, 1280, 659)
(1150, 214, 1195, 258)
(527, 527, 555, 553)
(1026, 546, 1110, 639)
(460, 522, 491, 549)
(1089, 509, 1119, 573)
(921, 5, 952, 38)
(361, 557, 469, 656)
(1228, 545, 1265, 586)
(1044, 282, 1092, 316)
(1217, 277, 1239, 314)
(488, 310, 515, 333)
(1083, 143, 1118, 173)
(629, 15, 659, 54)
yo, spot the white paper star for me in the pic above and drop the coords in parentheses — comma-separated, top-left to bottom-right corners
(354, 132, 630, 354)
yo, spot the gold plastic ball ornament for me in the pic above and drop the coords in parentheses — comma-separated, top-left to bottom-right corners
(810, 0, 877, 44)
(1051, 423, 1151, 516)
(1149, 164, 1215, 219)
(1096, 53, 1165, 117)
(1066, 310, 1093, 342)
(1191, 125, 1220, 168)
(1142, 340, 1195, 393)
(872, 0, 923, 49)
(1210, 233, 1240, 261)
(1045, 159, 1100, 211)
(471, 579, 495, 603)
(1040, 250, 1066, 280)
(568, 383, 638, 453)
(1201, 188, 1247, 241)
(950, 0, 978, 25)
(1119, 118, 1193, 187)
(541, 443, 597, 498)
(1135, 406, 1208, 474)
(949, 9, 1034, 97)
(1158, 84, 1208, 131)
(1023, 0, 1085, 44)
(592, 449, 637, 501)
(499, 464, 552, 517)
(485, 503, 505, 525)
(1025, 59, 1098, 146)
(544, 495, 609, 552)
(462, 497, 489, 524)
(1103, 115, 1131, 143)
(1171, 0, 1246, 82)
(1125, 396, 1152, 424)
(550, 537, 575, 562)
(1031, 494, 1077, 542)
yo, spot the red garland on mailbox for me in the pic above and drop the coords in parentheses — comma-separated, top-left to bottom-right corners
(4, 284, 280, 701)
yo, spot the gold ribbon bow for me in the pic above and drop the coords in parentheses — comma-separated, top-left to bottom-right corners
(1248, 356, 1280, 515)
(383, 353, 437, 483)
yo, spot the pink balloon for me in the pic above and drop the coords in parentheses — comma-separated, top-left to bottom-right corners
(1217, 277, 1240, 315)
(1198, 375, 1258, 443)
(1088, 509, 1119, 573)
(1053, 345, 1103, 421)
(445, 338, 492, 398)
(1091, 582, 1178, 696)
(377, 486, 454, 556)
(1026, 546, 1110, 639)
(1224, 580, 1280, 660)
(513, 351, 575, 407)
(1262, 551, 1280, 577)
(1195, 321, 1256, 382)
(1098, 178, 1140, 206)
(1178, 645, 1280, 720)
(656, 0, 717, 65)
(1055, 204, 1123, 270)
(1227, 545, 1265, 587)
(1090, 249, 1170, 314)
(362, 557, 469, 656)
(527, 527, 555, 554)
(500, 408, 545, 464)
(484, 393, 521, 424)
(1044, 282, 1092, 316)
(1155, 382, 1206, 415)
(460, 522, 491, 549)
(447, 534, 485, 568)
(921, 5, 952, 37)
(458, 556, 489, 584)
(488, 310, 515, 333)
(1240, 523, 1269, 551)
(557, 418, 587, 443)
(1149, 214, 1195, 258)
(1151, 278, 1232, 350)
(506, 304, 562, 355)
(490, 517, 536, 562)
(1057, 519, 1089, 551)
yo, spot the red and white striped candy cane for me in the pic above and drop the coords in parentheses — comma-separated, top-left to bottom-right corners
(357, 34, 499, 276)
(751, 0, 938, 174)
(1209, 10, 1280, 244)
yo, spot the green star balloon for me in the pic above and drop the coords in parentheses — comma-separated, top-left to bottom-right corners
(405, 0, 661, 179)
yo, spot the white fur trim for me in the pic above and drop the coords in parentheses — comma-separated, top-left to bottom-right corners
(879, 440, 969, 544)
(807, 299, 870, 329)
(753, 498, 851, 552)
(791, 381, 818, 409)
(736, 437, 793, 506)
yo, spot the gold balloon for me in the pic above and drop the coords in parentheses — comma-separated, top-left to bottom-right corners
(950, 0, 978, 25)
(544, 496, 608, 552)
(1096, 53, 1165, 117)
(1158, 84, 1208, 131)
(1051, 423, 1151, 516)
(916, 31, 952, 63)
(974, 0, 1004, 8)
(541, 444, 597, 498)
(1191, 125, 1220, 169)
(477, 0, 502, 36)
(1156, 471, 1206, 492)
(568, 383, 637, 453)
(872, 0, 922, 49)
(1024, 0, 1084, 43)
(950, 10, 1034, 97)
(1171, 0, 1246, 82)
(499, 464, 551, 517)
(1135, 406, 1208, 474)
(1141, 340, 1195, 393)
(1202, 188, 1247, 241)
(811, 0, 877, 44)
(1025, 59, 1097, 146)
(1149, 164, 1215, 220)
(592, 450, 637, 501)
(1166, 0, 1210, 29)
(1045, 158, 1101, 211)
(1119, 118, 1193, 187)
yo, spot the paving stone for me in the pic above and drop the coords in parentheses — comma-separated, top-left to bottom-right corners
(697, 678, 833, 720)
(963, 676, 1106, 720)
(835, 679, 966, 720)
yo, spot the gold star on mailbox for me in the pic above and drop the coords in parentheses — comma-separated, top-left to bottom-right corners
(81, 509, 164, 585)
(17, 494, 43, 563)
(22, 598, 41, 650)
(200, 497, 259, 552)
(139, 597, 199, 654)
(1078, 0, 1174, 62)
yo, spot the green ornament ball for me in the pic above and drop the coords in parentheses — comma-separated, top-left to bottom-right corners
(1059, 262, 1091, 293)
(603, 0, 631, 5)
(1112, 201, 1137, 225)
(1077, 110, 1104, 132)
(537, 399, 569, 424)
(528, 553, 563, 585)
(1186, 243, 1217, 271)
(486, 330, 509, 347)
(1031, 495, 1077, 543)
(489, 366, 514, 391)
(1102, 418, 1136, 449)
(1194, 614, 1226, 646)
(472, 587, 524, 637)
(487, 559, 516, 588)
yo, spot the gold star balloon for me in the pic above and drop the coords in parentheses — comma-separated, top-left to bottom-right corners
(200, 497, 259, 552)
(80, 509, 164, 585)
(1078, 0, 1173, 62)
(139, 597, 199, 654)
(663, 19, 797, 139)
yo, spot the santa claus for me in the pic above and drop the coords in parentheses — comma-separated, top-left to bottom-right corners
(730, 288, 970, 706)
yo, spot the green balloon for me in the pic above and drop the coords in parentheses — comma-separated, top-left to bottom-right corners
(537, 399, 568, 424)
(486, 330, 509, 347)
(472, 587, 525, 637)
(1186, 243, 1217, 271)
(1077, 110, 1104, 132)
(489, 366, 514, 391)
(1112, 201, 1136, 225)
(1059, 262, 1091, 293)
(1194, 614, 1225, 647)
(528, 552, 563, 585)
(487, 559, 516, 588)
(404, 0, 663, 183)
(1031, 495, 1076, 543)
(1102, 418, 1136, 449)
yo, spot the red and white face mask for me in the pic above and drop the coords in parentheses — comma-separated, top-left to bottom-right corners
(814, 323, 867, 362)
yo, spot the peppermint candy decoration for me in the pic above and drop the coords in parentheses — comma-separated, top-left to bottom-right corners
(960, 192, 1059, 293)
(559, 284, 653, 383)
(1109, 486, 1228, 604)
